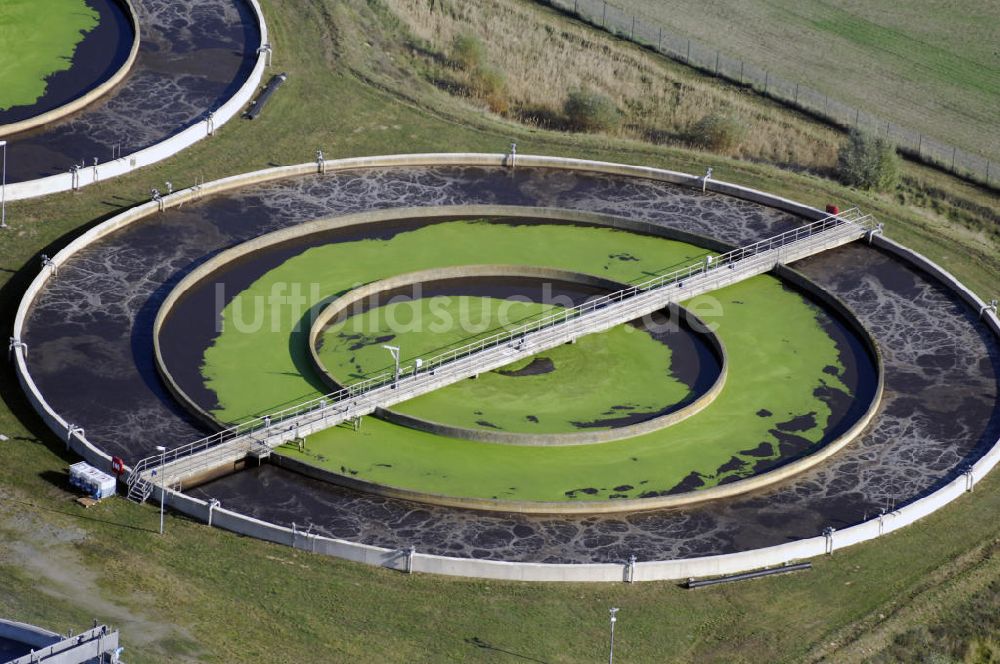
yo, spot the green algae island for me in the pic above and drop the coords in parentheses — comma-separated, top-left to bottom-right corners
(0, 0, 99, 111)
(319, 297, 692, 435)
(198, 220, 853, 504)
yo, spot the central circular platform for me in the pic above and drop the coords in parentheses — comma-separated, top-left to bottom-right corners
(308, 267, 727, 445)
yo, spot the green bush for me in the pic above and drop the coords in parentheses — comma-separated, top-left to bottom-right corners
(837, 129, 900, 191)
(689, 114, 746, 152)
(470, 65, 508, 113)
(563, 88, 620, 132)
(450, 32, 485, 71)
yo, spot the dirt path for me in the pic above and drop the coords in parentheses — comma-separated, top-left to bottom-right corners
(0, 488, 203, 661)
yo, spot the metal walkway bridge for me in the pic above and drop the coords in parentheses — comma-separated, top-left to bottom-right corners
(126, 209, 879, 502)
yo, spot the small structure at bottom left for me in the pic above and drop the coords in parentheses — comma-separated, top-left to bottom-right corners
(0, 619, 122, 663)
(68, 462, 116, 501)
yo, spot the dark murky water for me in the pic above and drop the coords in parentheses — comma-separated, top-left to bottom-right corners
(4, 0, 258, 182)
(22, 167, 1000, 563)
(0, 637, 33, 661)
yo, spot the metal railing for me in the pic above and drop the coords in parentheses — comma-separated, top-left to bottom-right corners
(127, 209, 877, 495)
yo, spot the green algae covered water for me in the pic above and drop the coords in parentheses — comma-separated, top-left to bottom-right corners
(0, 0, 99, 111)
(199, 220, 852, 503)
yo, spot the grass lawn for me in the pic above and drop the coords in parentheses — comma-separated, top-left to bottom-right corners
(3, 413, 1000, 663)
(0, 0, 98, 111)
(0, 0, 995, 659)
(598, 0, 1000, 162)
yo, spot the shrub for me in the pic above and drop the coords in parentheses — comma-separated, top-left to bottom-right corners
(563, 88, 620, 132)
(470, 65, 508, 113)
(450, 32, 485, 71)
(837, 129, 900, 191)
(689, 114, 747, 152)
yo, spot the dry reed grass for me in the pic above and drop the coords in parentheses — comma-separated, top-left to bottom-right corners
(386, 0, 841, 171)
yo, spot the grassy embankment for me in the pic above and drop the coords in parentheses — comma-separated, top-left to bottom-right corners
(376, 0, 1000, 251)
(0, 0, 98, 111)
(386, 0, 842, 171)
(602, 0, 1000, 163)
(0, 0, 996, 660)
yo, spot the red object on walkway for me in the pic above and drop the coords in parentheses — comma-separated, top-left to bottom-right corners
(826, 204, 840, 215)
(111, 456, 125, 476)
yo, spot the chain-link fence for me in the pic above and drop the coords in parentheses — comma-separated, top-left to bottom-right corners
(542, 0, 997, 189)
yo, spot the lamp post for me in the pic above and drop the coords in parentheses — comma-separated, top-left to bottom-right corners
(1, 140, 7, 229)
(155, 445, 166, 535)
(383, 345, 401, 385)
(608, 607, 619, 664)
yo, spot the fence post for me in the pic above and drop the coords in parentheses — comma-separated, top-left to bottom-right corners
(602, 0, 606, 27)
(951, 146, 957, 171)
(686, 39, 690, 63)
(715, 51, 720, 76)
(574, 0, 578, 14)
(794, 83, 799, 105)
(739, 60, 743, 84)
(208, 498, 221, 527)
(658, 26, 662, 51)
(918, 134, 923, 155)
(988, 160, 991, 183)
(855, 107, 860, 127)
(764, 71, 768, 94)
(631, 15, 635, 39)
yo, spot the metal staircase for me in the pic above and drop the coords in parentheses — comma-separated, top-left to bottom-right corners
(126, 473, 153, 503)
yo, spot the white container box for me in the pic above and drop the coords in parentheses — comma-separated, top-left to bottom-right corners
(68, 462, 117, 499)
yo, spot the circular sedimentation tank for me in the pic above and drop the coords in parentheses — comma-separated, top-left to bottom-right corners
(308, 269, 725, 446)
(0, 0, 264, 197)
(14, 157, 1000, 569)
